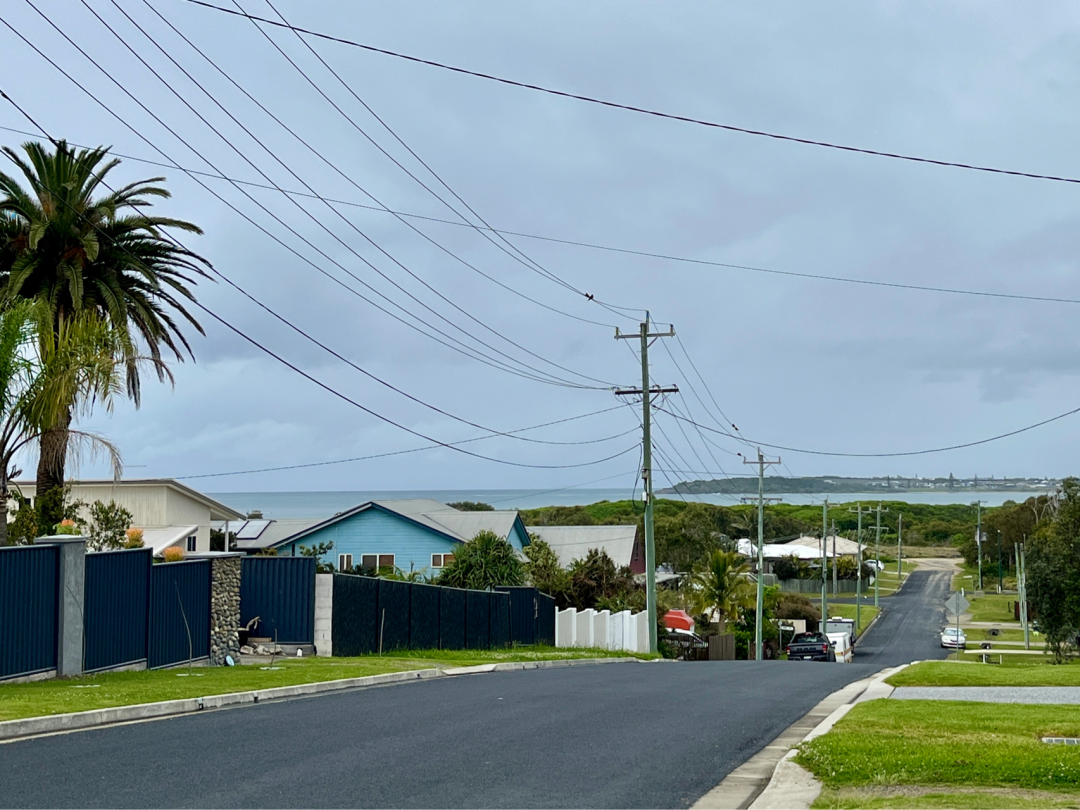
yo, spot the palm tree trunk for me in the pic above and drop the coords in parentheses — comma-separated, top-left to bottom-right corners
(36, 408, 71, 533)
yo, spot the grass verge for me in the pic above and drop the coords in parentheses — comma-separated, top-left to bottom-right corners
(887, 660, 1080, 686)
(968, 593, 1019, 623)
(0, 647, 647, 722)
(814, 785, 1080, 809)
(797, 700, 1080, 800)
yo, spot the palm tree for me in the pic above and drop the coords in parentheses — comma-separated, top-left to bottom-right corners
(0, 301, 123, 544)
(0, 140, 209, 518)
(689, 549, 754, 633)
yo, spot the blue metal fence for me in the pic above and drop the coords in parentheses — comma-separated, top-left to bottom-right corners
(537, 593, 556, 646)
(0, 545, 58, 679)
(497, 586, 538, 646)
(149, 560, 211, 669)
(240, 557, 315, 644)
(83, 549, 152, 672)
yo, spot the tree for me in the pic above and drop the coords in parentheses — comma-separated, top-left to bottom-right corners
(688, 550, 753, 633)
(0, 302, 122, 544)
(771, 555, 801, 581)
(300, 540, 335, 573)
(0, 140, 209, 517)
(85, 500, 134, 551)
(523, 537, 569, 600)
(447, 501, 494, 512)
(1027, 478, 1080, 663)
(438, 530, 524, 589)
(655, 502, 732, 573)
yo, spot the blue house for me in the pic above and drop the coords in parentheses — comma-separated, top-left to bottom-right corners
(271, 499, 531, 575)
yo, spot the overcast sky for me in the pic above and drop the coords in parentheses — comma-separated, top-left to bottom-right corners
(4, 1, 1080, 492)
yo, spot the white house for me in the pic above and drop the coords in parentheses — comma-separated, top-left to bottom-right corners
(12, 479, 244, 554)
(525, 525, 644, 573)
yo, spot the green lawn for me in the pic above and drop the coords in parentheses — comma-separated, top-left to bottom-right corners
(814, 786, 1080, 809)
(968, 627, 1042, 643)
(828, 604, 879, 636)
(797, 699, 1080, 803)
(0, 647, 644, 722)
(968, 593, 1020, 623)
(887, 660, 1080, 687)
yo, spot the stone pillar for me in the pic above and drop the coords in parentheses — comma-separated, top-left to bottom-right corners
(189, 553, 242, 665)
(314, 573, 333, 657)
(34, 534, 87, 677)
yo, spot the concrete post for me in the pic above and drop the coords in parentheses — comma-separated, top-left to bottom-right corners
(594, 610, 611, 650)
(34, 535, 88, 677)
(556, 608, 576, 648)
(576, 609, 595, 648)
(314, 573, 333, 657)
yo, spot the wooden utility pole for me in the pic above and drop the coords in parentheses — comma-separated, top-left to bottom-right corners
(614, 317, 676, 655)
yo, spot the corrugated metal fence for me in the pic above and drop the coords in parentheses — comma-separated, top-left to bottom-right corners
(149, 560, 211, 669)
(495, 587, 558, 647)
(779, 578, 859, 594)
(240, 557, 316, 644)
(0, 545, 58, 679)
(331, 574, 514, 655)
(83, 549, 152, 672)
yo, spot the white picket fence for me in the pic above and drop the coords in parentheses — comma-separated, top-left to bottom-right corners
(554, 608, 650, 652)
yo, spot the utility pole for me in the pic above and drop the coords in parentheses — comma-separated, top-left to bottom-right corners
(896, 513, 903, 577)
(821, 499, 830, 632)
(614, 318, 677, 655)
(873, 503, 889, 608)
(831, 520, 838, 598)
(1020, 539, 1029, 650)
(742, 449, 781, 661)
(849, 504, 875, 636)
(976, 501, 984, 591)
(998, 529, 1003, 593)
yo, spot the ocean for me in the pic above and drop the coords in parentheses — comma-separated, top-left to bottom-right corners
(207, 488, 1047, 519)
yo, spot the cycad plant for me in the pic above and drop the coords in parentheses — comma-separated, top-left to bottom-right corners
(0, 140, 208, 524)
(689, 549, 754, 634)
(438, 530, 524, 589)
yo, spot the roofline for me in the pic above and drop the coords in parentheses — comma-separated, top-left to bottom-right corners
(13, 478, 244, 520)
(269, 501, 470, 549)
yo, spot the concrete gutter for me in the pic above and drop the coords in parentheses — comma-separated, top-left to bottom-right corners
(0, 656, 640, 743)
(693, 664, 910, 810)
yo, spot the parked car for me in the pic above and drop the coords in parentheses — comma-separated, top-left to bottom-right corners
(785, 632, 835, 662)
(941, 627, 967, 649)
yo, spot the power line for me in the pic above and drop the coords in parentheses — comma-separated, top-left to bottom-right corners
(176, 406, 629, 479)
(186, 0, 1080, 188)
(656, 403, 1080, 458)
(0, 88, 640, 474)
(4, 123, 1077, 311)
(227, 0, 641, 324)
(77, 0, 616, 391)
(3, 10, 607, 391)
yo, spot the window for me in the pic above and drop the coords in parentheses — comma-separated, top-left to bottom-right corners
(186, 536, 197, 552)
(431, 553, 455, 568)
(360, 553, 394, 570)
(442, 553, 454, 566)
(339, 553, 353, 571)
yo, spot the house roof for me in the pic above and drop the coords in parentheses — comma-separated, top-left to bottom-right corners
(269, 500, 528, 548)
(783, 535, 866, 556)
(737, 538, 839, 560)
(15, 478, 244, 521)
(526, 525, 638, 568)
(139, 525, 198, 555)
(231, 519, 323, 550)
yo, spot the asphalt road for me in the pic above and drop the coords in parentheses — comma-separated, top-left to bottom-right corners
(0, 569, 952, 809)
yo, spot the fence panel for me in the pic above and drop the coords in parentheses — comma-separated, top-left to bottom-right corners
(537, 593, 556, 646)
(0, 545, 58, 679)
(149, 560, 211, 669)
(240, 557, 316, 644)
(466, 590, 490, 649)
(84, 549, 151, 672)
(489, 591, 510, 649)
(376, 580, 411, 652)
(332, 574, 378, 656)
(439, 587, 466, 650)
(409, 583, 440, 650)
(496, 586, 537, 646)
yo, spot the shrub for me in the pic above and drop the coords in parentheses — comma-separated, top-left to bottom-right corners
(123, 527, 144, 549)
(776, 592, 821, 631)
(54, 518, 80, 536)
(524, 538, 569, 600)
(162, 546, 185, 562)
(85, 500, 135, 551)
(772, 555, 801, 581)
(438, 530, 524, 589)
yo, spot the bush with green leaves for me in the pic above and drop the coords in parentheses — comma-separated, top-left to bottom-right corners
(299, 540, 335, 573)
(771, 555, 801, 581)
(438, 530, 524, 589)
(566, 549, 640, 610)
(85, 500, 134, 551)
(1028, 477, 1080, 663)
(523, 537, 569, 598)
(447, 501, 494, 512)
(688, 549, 753, 633)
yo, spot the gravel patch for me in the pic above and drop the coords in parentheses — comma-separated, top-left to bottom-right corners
(892, 686, 1080, 704)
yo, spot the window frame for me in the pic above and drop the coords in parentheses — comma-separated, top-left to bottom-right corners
(186, 536, 197, 552)
(339, 553, 353, 571)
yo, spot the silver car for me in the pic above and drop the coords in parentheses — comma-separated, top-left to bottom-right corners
(941, 627, 967, 649)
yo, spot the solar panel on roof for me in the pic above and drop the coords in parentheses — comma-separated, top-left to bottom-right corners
(235, 520, 270, 539)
